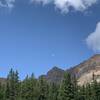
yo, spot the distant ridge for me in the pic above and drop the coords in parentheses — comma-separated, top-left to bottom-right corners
(1, 54, 100, 85)
(43, 54, 100, 85)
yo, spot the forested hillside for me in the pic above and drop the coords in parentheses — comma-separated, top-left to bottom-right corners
(0, 69, 100, 100)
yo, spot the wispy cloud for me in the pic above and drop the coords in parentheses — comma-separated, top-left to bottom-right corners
(0, 0, 15, 9)
(31, 0, 98, 13)
(86, 22, 100, 52)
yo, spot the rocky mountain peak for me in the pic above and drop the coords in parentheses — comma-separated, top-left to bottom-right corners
(48, 66, 63, 72)
(46, 66, 65, 83)
(39, 54, 100, 85)
(75, 54, 100, 85)
(90, 54, 100, 62)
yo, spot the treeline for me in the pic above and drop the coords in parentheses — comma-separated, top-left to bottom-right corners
(0, 69, 100, 100)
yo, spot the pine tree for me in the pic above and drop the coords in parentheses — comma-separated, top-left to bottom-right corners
(21, 75, 30, 100)
(58, 72, 74, 100)
(38, 76, 48, 100)
(4, 68, 100, 100)
(0, 82, 5, 100)
(97, 82, 100, 100)
(5, 69, 20, 100)
(85, 83, 92, 100)
(5, 78, 10, 99)
(29, 73, 37, 100)
(28, 73, 38, 100)
(78, 85, 86, 100)
(14, 70, 20, 100)
(72, 74, 78, 100)
(48, 83, 58, 100)
(91, 80, 100, 100)
(7, 68, 15, 100)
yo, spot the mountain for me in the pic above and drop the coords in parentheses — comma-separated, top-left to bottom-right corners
(45, 66, 65, 83)
(44, 54, 100, 85)
(74, 54, 100, 85)
(1, 54, 100, 86)
(0, 78, 6, 85)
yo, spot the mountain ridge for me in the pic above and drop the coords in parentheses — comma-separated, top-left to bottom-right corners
(0, 54, 100, 85)
(44, 54, 100, 85)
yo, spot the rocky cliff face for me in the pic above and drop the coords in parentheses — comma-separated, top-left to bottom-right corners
(45, 67, 65, 83)
(45, 54, 100, 85)
(75, 54, 100, 85)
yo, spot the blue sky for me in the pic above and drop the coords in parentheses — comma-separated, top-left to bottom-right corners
(0, 0, 100, 79)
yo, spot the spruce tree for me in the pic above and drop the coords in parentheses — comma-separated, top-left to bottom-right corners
(0, 82, 5, 100)
(5, 78, 10, 99)
(21, 75, 30, 100)
(92, 80, 100, 100)
(6, 69, 20, 100)
(72, 74, 78, 100)
(78, 85, 86, 100)
(58, 72, 74, 100)
(38, 76, 48, 100)
(85, 83, 92, 100)
(48, 83, 58, 100)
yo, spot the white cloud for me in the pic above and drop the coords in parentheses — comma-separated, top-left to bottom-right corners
(86, 22, 100, 52)
(0, 0, 15, 9)
(31, 0, 98, 13)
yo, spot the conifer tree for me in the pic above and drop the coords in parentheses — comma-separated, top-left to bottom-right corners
(29, 73, 38, 100)
(0, 82, 5, 100)
(72, 74, 78, 100)
(85, 83, 92, 100)
(78, 85, 86, 100)
(38, 76, 48, 100)
(48, 83, 58, 100)
(58, 72, 74, 100)
(91, 80, 100, 100)
(5, 78, 10, 99)
(3, 68, 100, 100)
(21, 75, 30, 100)
(6, 69, 20, 100)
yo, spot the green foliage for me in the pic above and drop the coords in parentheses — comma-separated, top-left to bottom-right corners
(38, 76, 48, 100)
(78, 85, 86, 100)
(48, 83, 59, 100)
(5, 69, 20, 100)
(91, 80, 100, 100)
(85, 84, 92, 100)
(0, 69, 100, 100)
(21, 74, 38, 100)
(0, 83, 5, 100)
(58, 72, 74, 100)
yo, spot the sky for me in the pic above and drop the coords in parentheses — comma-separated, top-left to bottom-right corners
(0, 0, 100, 79)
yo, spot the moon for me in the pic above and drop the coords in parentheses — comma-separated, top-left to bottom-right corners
(51, 53, 55, 57)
